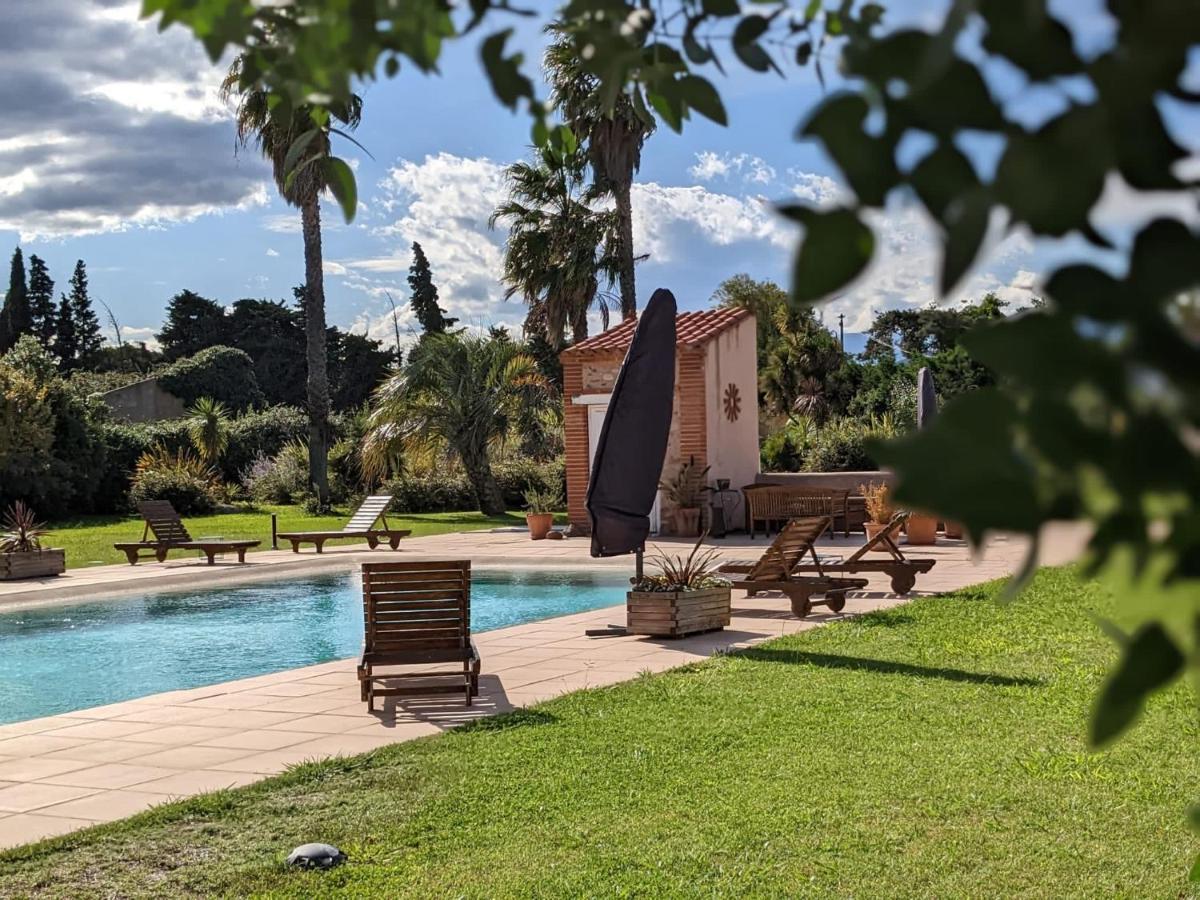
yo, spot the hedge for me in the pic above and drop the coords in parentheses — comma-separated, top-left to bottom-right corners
(158, 345, 265, 411)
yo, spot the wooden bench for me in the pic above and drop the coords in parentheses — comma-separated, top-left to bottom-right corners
(277, 495, 411, 553)
(114, 501, 259, 565)
(742, 485, 853, 538)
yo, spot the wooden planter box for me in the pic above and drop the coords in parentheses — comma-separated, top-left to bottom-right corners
(626, 587, 731, 638)
(0, 549, 66, 580)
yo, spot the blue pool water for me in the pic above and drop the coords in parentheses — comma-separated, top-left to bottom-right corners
(0, 568, 629, 725)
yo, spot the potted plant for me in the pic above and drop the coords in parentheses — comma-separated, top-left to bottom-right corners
(905, 511, 938, 545)
(627, 537, 731, 637)
(0, 502, 65, 580)
(858, 482, 893, 542)
(943, 520, 964, 540)
(659, 456, 711, 537)
(522, 486, 560, 541)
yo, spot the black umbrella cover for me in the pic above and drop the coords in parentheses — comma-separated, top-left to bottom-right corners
(587, 289, 677, 557)
(917, 366, 937, 430)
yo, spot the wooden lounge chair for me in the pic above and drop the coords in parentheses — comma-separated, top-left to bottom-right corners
(791, 512, 936, 594)
(113, 501, 259, 565)
(718, 517, 868, 618)
(357, 560, 480, 710)
(276, 495, 411, 553)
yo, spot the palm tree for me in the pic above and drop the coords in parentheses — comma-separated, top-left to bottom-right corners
(490, 146, 619, 347)
(761, 306, 843, 419)
(544, 31, 654, 321)
(186, 397, 230, 466)
(362, 332, 549, 516)
(220, 56, 362, 506)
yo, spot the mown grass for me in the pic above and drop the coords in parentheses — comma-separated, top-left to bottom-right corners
(1, 567, 1197, 897)
(40, 506, 533, 569)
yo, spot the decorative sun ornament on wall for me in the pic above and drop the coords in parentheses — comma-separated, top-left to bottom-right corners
(723, 383, 741, 422)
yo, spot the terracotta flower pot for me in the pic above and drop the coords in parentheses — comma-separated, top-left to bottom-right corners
(863, 521, 888, 543)
(525, 512, 554, 541)
(905, 513, 938, 545)
(943, 520, 964, 540)
(674, 507, 701, 537)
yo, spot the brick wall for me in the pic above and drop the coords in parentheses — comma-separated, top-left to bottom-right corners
(562, 357, 590, 530)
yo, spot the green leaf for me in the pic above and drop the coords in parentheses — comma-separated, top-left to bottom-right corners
(1091, 623, 1184, 747)
(702, 0, 740, 15)
(282, 128, 321, 186)
(871, 388, 1043, 537)
(800, 93, 898, 206)
(646, 89, 683, 132)
(733, 15, 775, 73)
(323, 156, 358, 223)
(909, 142, 979, 221)
(780, 206, 875, 304)
(480, 29, 533, 109)
(940, 189, 990, 295)
(994, 106, 1109, 237)
(794, 41, 813, 66)
(677, 75, 727, 126)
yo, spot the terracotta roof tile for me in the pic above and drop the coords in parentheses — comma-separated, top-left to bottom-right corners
(560, 307, 751, 357)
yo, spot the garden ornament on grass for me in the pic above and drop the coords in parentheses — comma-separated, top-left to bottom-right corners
(286, 843, 347, 869)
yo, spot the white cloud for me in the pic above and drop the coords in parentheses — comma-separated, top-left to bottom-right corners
(117, 325, 161, 351)
(689, 151, 777, 185)
(0, 0, 268, 239)
(265, 248, 279, 257)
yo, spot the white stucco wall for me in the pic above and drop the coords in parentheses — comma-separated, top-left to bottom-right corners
(704, 315, 759, 493)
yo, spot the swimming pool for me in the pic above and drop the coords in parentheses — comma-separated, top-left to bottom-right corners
(0, 568, 630, 725)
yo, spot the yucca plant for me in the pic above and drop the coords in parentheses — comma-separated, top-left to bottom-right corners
(0, 501, 48, 553)
(633, 536, 730, 592)
(186, 396, 231, 465)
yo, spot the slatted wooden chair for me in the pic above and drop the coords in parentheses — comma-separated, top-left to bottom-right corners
(277, 495, 411, 553)
(113, 501, 259, 565)
(718, 517, 868, 617)
(792, 512, 936, 594)
(357, 560, 480, 710)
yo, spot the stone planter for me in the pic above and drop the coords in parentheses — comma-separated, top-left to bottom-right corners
(525, 513, 554, 541)
(905, 514, 938, 545)
(673, 507, 702, 537)
(0, 549, 65, 580)
(626, 586, 731, 638)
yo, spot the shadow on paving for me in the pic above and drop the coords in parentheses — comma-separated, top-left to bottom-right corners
(740, 648, 1043, 687)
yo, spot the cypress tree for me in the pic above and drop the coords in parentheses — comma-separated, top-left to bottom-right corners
(26, 254, 56, 346)
(54, 261, 99, 369)
(407, 242, 456, 334)
(69, 260, 102, 363)
(0, 248, 30, 353)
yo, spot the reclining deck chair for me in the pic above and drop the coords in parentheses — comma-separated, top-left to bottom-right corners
(113, 501, 259, 565)
(277, 494, 411, 553)
(718, 517, 868, 618)
(791, 512, 936, 594)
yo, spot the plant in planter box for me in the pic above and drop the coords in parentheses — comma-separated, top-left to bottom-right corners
(659, 456, 711, 536)
(627, 537, 731, 637)
(858, 482, 893, 542)
(522, 486, 561, 541)
(0, 501, 65, 580)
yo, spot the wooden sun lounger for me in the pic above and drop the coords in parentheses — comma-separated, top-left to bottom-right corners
(717, 517, 868, 618)
(276, 495, 412, 553)
(792, 512, 936, 594)
(357, 560, 481, 710)
(113, 500, 259, 565)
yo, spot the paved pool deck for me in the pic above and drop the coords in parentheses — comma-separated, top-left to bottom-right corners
(0, 524, 1088, 849)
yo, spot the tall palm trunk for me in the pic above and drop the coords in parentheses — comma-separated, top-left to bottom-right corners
(460, 441, 506, 516)
(613, 178, 637, 320)
(300, 197, 331, 505)
(570, 286, 590, 344)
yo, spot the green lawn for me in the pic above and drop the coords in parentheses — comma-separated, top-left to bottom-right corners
(42, 506, 532, 569)
(2, 567, 1197, 897)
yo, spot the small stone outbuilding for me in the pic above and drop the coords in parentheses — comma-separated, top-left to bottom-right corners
(560, 307, 759, 534)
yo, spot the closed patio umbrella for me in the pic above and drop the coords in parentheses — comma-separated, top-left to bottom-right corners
(586, 288, 677, 560)
(917, 366, 937, 430)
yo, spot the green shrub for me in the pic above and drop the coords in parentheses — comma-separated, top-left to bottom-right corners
(159, 346, 264, 411)
(803, 419, 875, 472)
(380, 457, 564, 514)
(760, 416, 817, 472)
(223, 405, 309, 479)
(128, 447, 220, 515)
(242, 443, 310, 505)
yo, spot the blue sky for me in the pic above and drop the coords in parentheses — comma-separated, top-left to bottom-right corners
(2, 0, 1182, 353)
